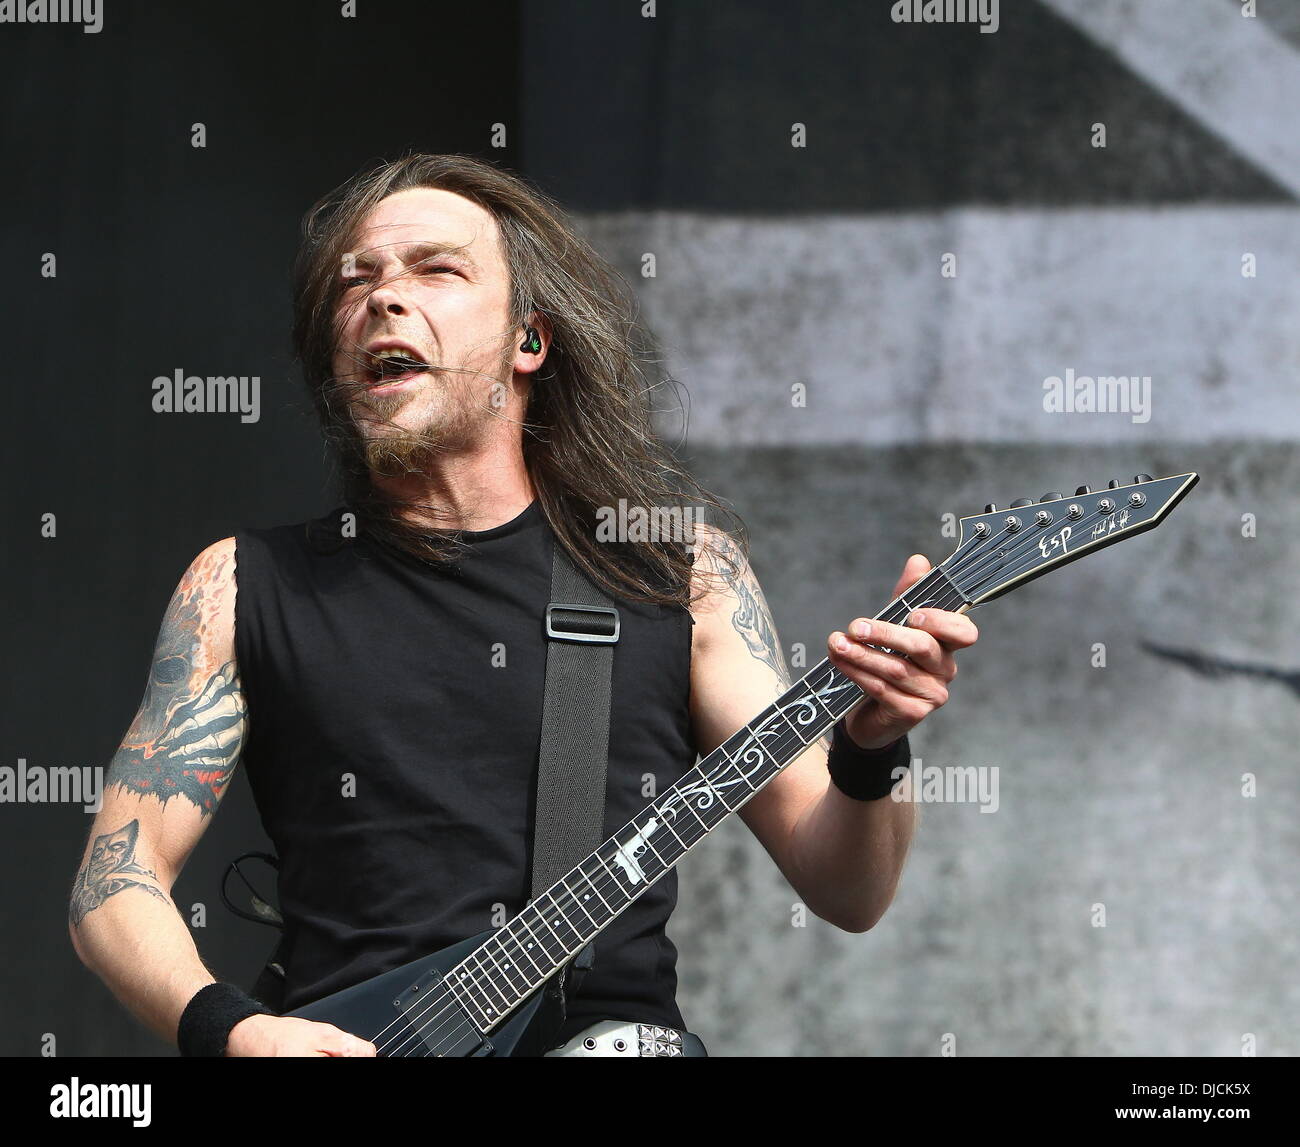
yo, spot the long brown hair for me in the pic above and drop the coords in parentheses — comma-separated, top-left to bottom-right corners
(291, 152, 744, 607)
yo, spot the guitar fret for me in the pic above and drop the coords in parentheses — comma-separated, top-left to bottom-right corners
(720, 729, 782, 793)
(654, 810, 690, 850)
(531, 896, 572, 955)
(719, 749, 759, 790)
(784, 672, 840, 728)
(560, 876, 600, 931)
(538, 891, 583, 953)
(559, 880, 602, 948)
(767, 704, 818, 751)
(445, 967, 493, 1031)
(637, 828, 670, 869)
(774, 700, 814, 746)
(515, 911, 560, 971)
(502, 918, 547, 979)
(699, 770, 737, 813)
(486, 932, 530, 999)
(677, 793, 711, 834)
(469, 952, 513, 1019)
(592, 851, 624, 899)
(578, 863, 615, 917)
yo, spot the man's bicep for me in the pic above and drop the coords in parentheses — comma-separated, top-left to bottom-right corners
(100, 537, 246, 884)
(688, 528, 831, 866)
(688, 526, 792, 757)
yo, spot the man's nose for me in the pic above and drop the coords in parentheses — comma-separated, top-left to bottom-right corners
(366, 279, 409, 316)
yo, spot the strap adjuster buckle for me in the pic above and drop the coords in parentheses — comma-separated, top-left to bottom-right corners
(545, 602, 620, 644)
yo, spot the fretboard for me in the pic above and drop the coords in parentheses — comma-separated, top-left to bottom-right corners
(442, 562, 967, 1033)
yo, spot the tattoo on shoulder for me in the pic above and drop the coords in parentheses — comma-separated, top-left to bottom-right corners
(108, 548, 246, 816)
(69, 819, 170, 927)
(709, 530, 791, 688)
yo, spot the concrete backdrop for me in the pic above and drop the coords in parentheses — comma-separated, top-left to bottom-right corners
(523, 0, 1299, 1056)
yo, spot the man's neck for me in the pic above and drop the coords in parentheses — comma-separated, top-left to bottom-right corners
(368, 449, 536, 534)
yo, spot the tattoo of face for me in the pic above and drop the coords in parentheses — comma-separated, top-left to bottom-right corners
(69, 819, 170, 927)
(107, 549, 246, 816)
(711, 531, 791, 688)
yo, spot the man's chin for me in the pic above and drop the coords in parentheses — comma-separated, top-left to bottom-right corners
(353, 382, 419, 417)
(360, 429, 445, 478)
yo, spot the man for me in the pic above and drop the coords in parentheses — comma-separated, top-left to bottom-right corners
(69, 154, 977, 1057)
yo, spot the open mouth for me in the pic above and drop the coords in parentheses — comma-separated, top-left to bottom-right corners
(365, 350, 430, 389)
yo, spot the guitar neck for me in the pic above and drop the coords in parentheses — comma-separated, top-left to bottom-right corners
(441, 562, 969, 1034)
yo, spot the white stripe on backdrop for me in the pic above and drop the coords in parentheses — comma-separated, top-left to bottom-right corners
(577, 206, 1298, 446)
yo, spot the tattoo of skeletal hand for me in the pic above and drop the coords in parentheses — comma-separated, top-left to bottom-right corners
(712, 531, 791, 688)
(108, 549, 246, 816)
(69, 819, 170, 927)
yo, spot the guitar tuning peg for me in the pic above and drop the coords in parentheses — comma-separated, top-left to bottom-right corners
(1133, 473, 1153, 483)
(1010, 497, 1034, 508)
(1075, 484, 1092, 495)
(984, 503, 998, 514)
(1107, 478, 1121, 489)
(1040, 492, 1063, 502)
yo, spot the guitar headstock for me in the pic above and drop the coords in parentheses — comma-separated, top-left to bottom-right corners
(945, 472, 1199, 607)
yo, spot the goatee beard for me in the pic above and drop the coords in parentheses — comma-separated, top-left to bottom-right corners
(358, 401, 449, 478)
(349, 350, 516, 480)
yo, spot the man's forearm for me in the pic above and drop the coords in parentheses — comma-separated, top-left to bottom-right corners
(69, 854, 216, 1046)
(784, 775, 917, 933)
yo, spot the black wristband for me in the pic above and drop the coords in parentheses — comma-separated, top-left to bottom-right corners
(827, 718, 912, 801)
(177, 982, 274, 1057)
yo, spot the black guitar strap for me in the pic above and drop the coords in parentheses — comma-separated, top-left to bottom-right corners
(527, 533, 621, 1044)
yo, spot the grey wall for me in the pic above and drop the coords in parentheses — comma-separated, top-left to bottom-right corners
(523, 0, 1299, 1056)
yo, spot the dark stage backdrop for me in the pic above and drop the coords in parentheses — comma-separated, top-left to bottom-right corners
(2, 0, 1296, 1057)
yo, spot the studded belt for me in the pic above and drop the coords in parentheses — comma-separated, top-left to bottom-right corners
(544, 1019, 708, 1057)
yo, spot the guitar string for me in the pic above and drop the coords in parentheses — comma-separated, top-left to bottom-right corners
(945, 503, 1118, 600)
(372, 501, 1129, 1053)
(945, 494, 1130, 592)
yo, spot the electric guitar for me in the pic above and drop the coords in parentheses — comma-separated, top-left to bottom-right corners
(287, 471, 1200, 1055)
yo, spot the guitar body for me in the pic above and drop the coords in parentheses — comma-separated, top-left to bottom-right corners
(286, 930, 548, 1057)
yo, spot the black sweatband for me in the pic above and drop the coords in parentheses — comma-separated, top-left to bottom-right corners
(827, 719, 912, 801)
(177, 982, 274, 1057)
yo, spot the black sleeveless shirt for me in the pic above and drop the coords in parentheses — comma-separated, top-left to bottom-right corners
(233, 500, 698, 1041)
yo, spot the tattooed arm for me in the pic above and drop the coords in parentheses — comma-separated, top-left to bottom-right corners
(67, 539, 245, 1045)
(69, 539, 377, 1057)
(687, 525, 919, 933)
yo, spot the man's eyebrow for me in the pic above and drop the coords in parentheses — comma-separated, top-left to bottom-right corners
(347, 242, 480, 273)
